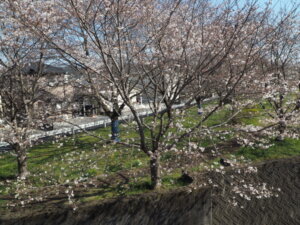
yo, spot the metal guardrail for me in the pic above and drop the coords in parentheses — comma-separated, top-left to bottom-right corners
(0, 98, 215, 152)
(0, 109, 149, 151)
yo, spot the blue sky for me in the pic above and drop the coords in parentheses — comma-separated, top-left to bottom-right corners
(240, 0, 298, 12)
(212, 0, 299, 13)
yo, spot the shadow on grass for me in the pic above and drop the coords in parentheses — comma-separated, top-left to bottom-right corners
(0, 175, 17, 181)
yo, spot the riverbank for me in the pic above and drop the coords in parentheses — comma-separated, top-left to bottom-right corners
(1, 156, 299, 225)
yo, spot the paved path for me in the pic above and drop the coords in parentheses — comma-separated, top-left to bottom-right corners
(0, 104, 179, 151)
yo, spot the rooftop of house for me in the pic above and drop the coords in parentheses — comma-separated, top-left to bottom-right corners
(23, 63, 82, 77)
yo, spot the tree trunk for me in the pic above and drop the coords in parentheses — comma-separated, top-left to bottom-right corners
(27, 104, 34, 126)
(14, 143, 29, 179)
(276, 120, 286, 141)
(196, 98, 203, 115)
(150, 151, 161, 189)
(111, 116, 120, 142)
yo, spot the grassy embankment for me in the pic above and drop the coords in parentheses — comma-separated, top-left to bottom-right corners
(0, 103, 300, 208)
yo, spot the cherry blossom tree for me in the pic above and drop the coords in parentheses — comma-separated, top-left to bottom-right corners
(4, 0, 297, 190)
(259, 12, 300, 141)
(5, 0, 163, 142)
(108, 0, 276, 188)
(0, 4, 55, 179)
(235, 7, 300, 145)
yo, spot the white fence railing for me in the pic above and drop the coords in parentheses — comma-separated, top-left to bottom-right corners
(0, 98, 216, 151)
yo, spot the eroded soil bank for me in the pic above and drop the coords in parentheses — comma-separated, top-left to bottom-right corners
(1, 157, 299, 225)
